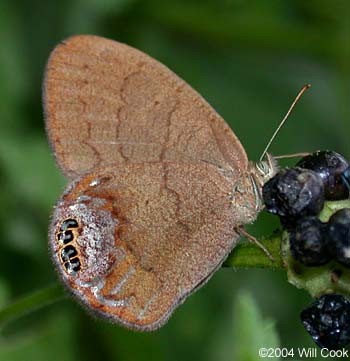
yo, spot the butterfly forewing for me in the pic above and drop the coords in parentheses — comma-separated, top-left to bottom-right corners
(44, 35, 248, 179)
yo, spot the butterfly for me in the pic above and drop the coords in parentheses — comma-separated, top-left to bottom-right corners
(43, 35, 277, 331)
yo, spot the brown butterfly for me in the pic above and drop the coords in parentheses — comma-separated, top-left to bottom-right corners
(44, 35, 278, 331)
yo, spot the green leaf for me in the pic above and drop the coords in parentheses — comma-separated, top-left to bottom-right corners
(0, 308, 78, 361)
(0, 278, 11, 309)
(232, 291, 280, 361)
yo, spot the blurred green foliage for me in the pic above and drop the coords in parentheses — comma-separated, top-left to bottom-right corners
(232, 292, 280, 361)
(0, 0, 350, 360)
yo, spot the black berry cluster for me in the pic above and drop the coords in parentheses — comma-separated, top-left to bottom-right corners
(263, 151, 350, 349)
(289, 216, 329, 266)
(297, 151, 349, 200)
(263, 150, 350, 266)
(288, 210, 350, 266)
(263, 151, 349, 230)
(301, 294, 350, 349)
(327, 209, 350, 267)
(263, 167, 325, 230)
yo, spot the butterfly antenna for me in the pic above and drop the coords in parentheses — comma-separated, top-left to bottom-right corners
(259, 84, 311, 162)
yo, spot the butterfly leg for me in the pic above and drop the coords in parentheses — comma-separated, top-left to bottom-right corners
(235, 226, 275, 261)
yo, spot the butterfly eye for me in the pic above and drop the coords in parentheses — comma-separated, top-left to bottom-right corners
(60, 218, 79, 231)
(57, 230, 74, 244)
(61, 245, 78, 262)
(256, 161, 269, 175)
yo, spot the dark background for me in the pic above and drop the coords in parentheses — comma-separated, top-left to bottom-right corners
(0, 1, 349, 360)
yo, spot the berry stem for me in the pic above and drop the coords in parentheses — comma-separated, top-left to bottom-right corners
(0, 284, 66, 328)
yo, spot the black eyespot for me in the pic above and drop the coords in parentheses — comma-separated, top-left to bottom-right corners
(57, 230, 74, 244)
(61, 245, 78, 262)
(64, 257, 81, 274)
(69, 257, 81, 272)
(60, 218, 79, 231)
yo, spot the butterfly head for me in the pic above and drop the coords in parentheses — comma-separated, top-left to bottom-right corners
(249, 153, 279, 210)
(252, 153, 279, 187)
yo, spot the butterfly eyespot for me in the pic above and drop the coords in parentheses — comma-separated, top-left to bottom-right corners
(51, 194, 120, 286)
(69, 257, 81, 272)
(60, 245, 78, 262)
(60, 218, 79, 231)
(57, 230, 74, 244)
(64, 257, 81, 275)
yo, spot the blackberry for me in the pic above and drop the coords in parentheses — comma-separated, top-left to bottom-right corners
(290, 216, 330, 266)
(341, 166, 350, 191)
(301, 294, 350, 349)
(297, 151, 349, 200)
(263, 167, 325, 228)
(327, 209, 350, 267)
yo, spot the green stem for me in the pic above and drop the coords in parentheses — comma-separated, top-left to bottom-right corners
(224, 232, 284, 269)
(0, 284, 66, 328)
(0, 232, 283, 328)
